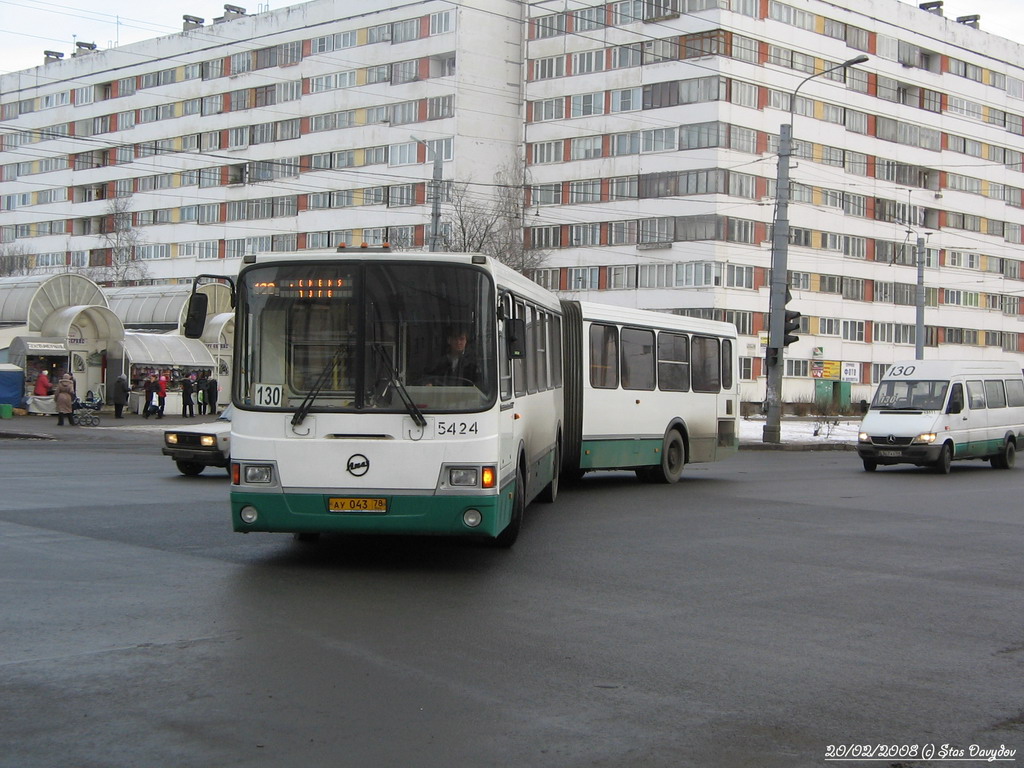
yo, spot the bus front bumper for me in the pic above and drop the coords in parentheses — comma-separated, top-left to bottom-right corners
(231, 487, 512, 538)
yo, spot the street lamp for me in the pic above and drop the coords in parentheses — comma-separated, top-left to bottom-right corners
(762, 54, 869, 444)
(411, 135, 443, 252)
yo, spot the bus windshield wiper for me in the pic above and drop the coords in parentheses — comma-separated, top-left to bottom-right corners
(373, 343, 426, 428)
(292, 342, 346, 427)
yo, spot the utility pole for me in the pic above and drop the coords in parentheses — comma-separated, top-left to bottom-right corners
(763, 55, 869, 443)
(915, 235, 926, 360)
(412, 136, 443, 251)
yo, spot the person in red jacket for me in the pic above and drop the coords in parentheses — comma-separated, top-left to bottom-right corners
(157, 374, 168, 419)
(34, 369, 51, 396)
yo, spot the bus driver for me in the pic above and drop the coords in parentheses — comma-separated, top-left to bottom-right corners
(428, 327, 479, 386)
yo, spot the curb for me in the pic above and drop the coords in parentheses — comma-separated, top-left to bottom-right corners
(740, 441, 856, 451)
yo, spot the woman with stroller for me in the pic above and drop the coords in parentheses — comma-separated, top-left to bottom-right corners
(55, 374, 75, 426)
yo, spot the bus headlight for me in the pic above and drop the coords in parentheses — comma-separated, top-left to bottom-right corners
(463, 509, 482, 528)
(912, 433, 937, 444)
(449, 467, 478, 487)
(244, 465, 274, 483)
(239, 506, 258, 524)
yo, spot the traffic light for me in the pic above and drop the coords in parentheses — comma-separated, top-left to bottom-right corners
(783, 309, 801, 347)
(765, 347, 779, 369)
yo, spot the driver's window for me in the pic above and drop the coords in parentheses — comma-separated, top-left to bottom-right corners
(947, 382, 964, 414)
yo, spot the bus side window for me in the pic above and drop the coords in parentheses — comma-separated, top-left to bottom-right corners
(985, 380, 1007, 409)
(722, 339, 734, 390)
(513, 300, 527, 397)
(499, 294, 513, 400)
(691, 336, 721, 393)
(966, 380, 986, 410)
(947, 383, 964, 415)
(1006, 378, 1024, 407)
(657, 332, 689, 392)
(550, 314, 563, 388)
(589, 324, 618, 389)
(621, 327, 655, 391)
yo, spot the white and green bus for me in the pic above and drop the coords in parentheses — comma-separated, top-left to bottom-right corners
(185, 249, 738, 547)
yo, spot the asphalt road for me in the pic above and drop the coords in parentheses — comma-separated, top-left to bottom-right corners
(1, 423, 1021, 767)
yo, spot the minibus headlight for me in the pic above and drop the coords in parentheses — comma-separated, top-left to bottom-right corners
(913, 432, 937, 444)
(449, 468, 478, 487)
(244, 465, 274, 483)
(858, 432, 870, 443)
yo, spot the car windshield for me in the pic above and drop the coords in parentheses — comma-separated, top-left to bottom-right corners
(870, 379, 949, 411)
(235, 261, 497, 415)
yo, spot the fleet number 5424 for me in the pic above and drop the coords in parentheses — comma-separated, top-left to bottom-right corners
(436, 420, 478, 436)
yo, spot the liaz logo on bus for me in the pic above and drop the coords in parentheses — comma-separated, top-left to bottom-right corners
(346, 454, 369, 476)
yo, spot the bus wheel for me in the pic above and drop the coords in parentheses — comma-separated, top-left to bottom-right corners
(933, 443, 953, 475)
(492, 466, 525, 548)
(539, 442, 560, 503)
(991, 440, 1016, 470)
(653, 431, 685, 484)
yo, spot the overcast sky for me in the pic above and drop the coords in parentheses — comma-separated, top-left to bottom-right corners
(0, 0, 1022, 75)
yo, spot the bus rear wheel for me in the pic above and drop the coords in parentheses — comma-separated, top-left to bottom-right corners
(652, 431, 685, 484)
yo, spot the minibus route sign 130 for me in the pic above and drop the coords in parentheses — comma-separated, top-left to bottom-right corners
(252, 277, 353, 299)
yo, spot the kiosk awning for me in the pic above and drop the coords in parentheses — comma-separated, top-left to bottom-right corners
(122, 333, 216, 367)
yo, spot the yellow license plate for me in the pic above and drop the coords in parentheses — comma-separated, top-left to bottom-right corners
(328, 497, 388, 513)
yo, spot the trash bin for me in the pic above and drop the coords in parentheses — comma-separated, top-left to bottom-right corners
(0, 403, 12, 419)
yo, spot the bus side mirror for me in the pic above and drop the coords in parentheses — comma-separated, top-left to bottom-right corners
(507, 318, 526, 359)
(183, 292, 209, 339)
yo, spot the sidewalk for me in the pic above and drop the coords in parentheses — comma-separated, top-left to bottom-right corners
(0, 408, 224, 441)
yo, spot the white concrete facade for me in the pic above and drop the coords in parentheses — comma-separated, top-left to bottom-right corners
(3, 0, 1024, 407)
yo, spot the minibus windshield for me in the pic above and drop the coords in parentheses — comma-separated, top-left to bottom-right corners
(869, 379, 949, 411)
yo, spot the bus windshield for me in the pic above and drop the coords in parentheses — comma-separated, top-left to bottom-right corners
(236, 261, 497, 414)
(870, 379, 949, 411)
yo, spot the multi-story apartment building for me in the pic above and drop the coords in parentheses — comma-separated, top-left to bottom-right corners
(3, 0, 1024, 405)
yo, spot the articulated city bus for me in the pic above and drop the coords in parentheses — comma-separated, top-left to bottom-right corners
(185, 249, 738, 546)
(560, 301, 739, 483)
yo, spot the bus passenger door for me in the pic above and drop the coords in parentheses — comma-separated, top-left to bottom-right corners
(498, 294, 517, 481)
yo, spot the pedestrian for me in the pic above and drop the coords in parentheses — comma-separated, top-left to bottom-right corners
(143, 374, 157, 418)
(34, 369, 51, 396)
(196, 371, 207, 416)
(55, 373, 75, 426)
(112, 373, 129, 419)
(181, 375, 194, 418)
(205, 374, 219, 414)
(157, 375, 167, 419)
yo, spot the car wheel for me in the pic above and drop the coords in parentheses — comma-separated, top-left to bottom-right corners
(176, 461, 205, 476)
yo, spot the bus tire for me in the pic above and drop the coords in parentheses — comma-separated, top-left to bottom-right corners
(539, 441, 560, 503)
(933, 443, 953, 475)
(991, 439, 1015, 470)
(492, 466, 525, 548)
(176, 461, 204, 476)
(652, 431, 685, 484)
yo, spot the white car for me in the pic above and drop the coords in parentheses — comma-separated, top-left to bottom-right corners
(162, 405, 232, 476)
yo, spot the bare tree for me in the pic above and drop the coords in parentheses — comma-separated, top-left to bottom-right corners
(0, 243, 31, 277)
(91, 197, 149, 285)
(439, 157, 548, 274)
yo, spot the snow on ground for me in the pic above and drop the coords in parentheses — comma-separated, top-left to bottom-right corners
(739, 417, 861, 445)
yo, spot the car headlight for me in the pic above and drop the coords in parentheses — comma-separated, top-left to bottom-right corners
(912, 432, 937, 444)
(166, 433, 179, 445)
(200, 435, 217, 447)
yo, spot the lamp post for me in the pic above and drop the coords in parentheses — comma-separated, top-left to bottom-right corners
(412, 136, 443, 252)
(763, 54, 869, 443)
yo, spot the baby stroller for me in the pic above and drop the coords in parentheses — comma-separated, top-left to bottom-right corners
(71, 392, 102, 426)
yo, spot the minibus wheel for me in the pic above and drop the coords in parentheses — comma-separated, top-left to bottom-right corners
(862, 459, 877, 472)
(933, 443, 953, 474)
(991, 440, 1016, 470)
